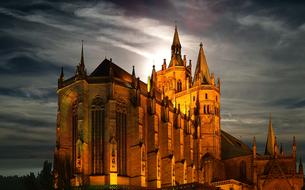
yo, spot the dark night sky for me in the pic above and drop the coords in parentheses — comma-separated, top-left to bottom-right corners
(0, 0, 305, 175)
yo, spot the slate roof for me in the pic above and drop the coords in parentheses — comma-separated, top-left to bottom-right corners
(221, 130, 253, 160)
(90, 59, 132, 82)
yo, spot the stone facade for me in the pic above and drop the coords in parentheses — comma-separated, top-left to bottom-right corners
(53, 27, 304, 190)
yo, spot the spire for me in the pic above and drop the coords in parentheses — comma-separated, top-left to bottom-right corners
(60, 67, 64, 80)
(172, 25, 181, 50)
(58, 67, 64, 88)
(76, 40, 86, 79)
(80, 40, 84, 68)
(193, 42, 211, 85)
(265, 113, 276, 156)
(132, 65, 135, 76)
(169, 25, 183, 67)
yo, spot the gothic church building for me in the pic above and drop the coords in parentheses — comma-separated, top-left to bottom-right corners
(53, 27, 304, 190)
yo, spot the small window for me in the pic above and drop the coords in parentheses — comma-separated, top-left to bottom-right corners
(205, 93, 208, 99)
(193, 96, 195, 101)
(216, 96, 218, 102)
(207, 105, 210, 114)
(204, 105, 206, 114)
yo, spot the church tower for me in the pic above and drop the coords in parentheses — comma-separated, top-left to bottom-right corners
(156, 26, 221, 161)
(191, 42, 221, 161)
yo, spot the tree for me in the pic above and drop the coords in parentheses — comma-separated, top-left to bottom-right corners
(38, 160, 53, 190)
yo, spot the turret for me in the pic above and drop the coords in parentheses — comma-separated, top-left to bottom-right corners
(193, 43, 211, 85)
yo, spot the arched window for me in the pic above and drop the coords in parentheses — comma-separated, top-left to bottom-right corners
(116, 100, 127, 176)
(204, 105, 206, 114)
(240, 160, 246, 179)
(72, 100, 78, 173)
(91, 97, 105, 175)
(205, 93, 208, 99)
(207, 105, 210, 114)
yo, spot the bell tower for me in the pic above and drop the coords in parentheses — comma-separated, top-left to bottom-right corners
(193, 43, 221, 160)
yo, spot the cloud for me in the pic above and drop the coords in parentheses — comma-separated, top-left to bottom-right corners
(0, 0, 305, 175)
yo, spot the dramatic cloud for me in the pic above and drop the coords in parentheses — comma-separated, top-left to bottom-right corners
(0, 0, 304, 175)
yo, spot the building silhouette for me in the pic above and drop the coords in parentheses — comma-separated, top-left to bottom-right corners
(53, 26, 304, 190)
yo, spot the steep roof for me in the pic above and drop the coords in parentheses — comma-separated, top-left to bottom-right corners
(194, 43, 211, 84)
(221, 130, 252, 160)
(90, 58, 132, 82)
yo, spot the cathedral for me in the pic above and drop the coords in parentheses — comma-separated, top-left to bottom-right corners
(53, 26, 304, 190)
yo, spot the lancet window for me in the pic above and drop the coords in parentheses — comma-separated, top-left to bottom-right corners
(116, 101, 127, 176)
(91, 97, 105, 175)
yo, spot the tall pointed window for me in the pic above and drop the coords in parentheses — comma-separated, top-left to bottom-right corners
(91, 97, 105, 175)
(72, 100, 78, 173)
(116, 101, 127, 176)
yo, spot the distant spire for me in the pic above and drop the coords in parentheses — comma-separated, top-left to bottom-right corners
(193, 42, 211, 85)
(80, 40, 84, 68)
(265, 113, 276, 156)
(58, 66, 64, 88)
(76, 40, 86, 79)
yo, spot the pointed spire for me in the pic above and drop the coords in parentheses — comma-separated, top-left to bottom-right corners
(172, 25, 181, 49)
(80, 40, 84, 68)
(76, 40, 86, 79)
(169, 25, 183, 67)
(265, 113, 276, 156)
(132, 65, 135, 76)
(193, 42, 211, 85)
(58, 67, 64, 88)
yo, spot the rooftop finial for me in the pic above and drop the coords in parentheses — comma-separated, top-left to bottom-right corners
(132, 65, 135, 76)
(200, 42, 203, 48)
